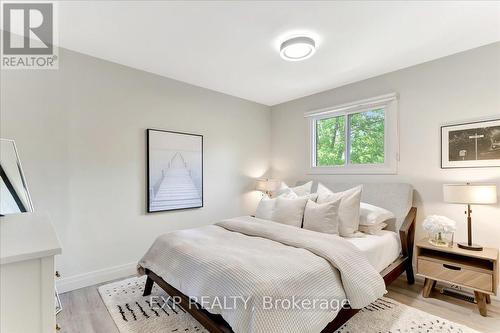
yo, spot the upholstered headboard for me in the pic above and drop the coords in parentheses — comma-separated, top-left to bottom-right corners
(298, 181, 414, 232)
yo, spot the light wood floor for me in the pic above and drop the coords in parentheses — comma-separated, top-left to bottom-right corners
(57, 276, 500, 333)
(386, 278, 500, 333)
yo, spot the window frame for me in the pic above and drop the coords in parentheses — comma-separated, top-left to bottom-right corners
(306, 93, 399, 175)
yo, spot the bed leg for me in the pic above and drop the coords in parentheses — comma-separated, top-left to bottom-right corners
(405, 261, 415, 284)
(143, 276, 154, 296)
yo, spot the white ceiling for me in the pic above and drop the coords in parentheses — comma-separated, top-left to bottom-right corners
(57, 1, 500, 106)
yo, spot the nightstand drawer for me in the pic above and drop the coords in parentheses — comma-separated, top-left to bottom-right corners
(417, 258, 493, 292)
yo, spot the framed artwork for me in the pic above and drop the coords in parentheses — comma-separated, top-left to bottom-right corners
(147, 129, 203, 212)
(441, 118, 500, 168)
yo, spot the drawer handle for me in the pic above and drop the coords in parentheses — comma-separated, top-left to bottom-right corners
(443, 264, 461, 271)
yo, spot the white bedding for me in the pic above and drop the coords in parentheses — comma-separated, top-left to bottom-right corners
(138, 216, 386, 333)
(346, 230, 401, 272)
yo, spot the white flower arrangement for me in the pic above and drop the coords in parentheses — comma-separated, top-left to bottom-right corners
(423, 215, 456, 246)
(423, 215, 457, 234)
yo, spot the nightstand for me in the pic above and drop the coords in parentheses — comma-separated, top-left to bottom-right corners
(416, 238, 499, 316)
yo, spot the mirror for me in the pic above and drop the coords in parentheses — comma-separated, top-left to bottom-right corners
(0, 139, 33, 215)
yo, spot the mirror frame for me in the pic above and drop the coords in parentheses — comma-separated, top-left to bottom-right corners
(0, 138, 34, 214)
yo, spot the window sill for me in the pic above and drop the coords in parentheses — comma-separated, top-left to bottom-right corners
(307, 165, 397, 175)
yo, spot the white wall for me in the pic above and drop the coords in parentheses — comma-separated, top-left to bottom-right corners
(0, 48, 271, 292)
(271, 43, 500, 258)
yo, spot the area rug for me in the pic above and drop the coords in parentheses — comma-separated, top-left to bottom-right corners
(99, 276, 480, 333)
(98, 276, 208, 333)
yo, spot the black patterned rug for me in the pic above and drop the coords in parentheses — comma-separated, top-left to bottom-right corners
(99, 276, 480, 333)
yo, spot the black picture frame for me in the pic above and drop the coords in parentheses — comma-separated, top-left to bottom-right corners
(441, 118, 500, 169)
(146, 129, 204, 213)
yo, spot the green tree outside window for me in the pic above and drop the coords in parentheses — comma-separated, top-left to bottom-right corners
(315, 109, 385, 166)
(349, 109, 385, 164)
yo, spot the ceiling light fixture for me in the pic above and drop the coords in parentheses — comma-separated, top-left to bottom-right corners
(279, 36, 316, 61)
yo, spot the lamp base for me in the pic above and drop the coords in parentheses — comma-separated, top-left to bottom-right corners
(457, 242, 483, 251)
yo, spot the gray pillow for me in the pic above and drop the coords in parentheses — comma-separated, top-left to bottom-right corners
(271, 197, 309, 228)
(303, 199, 341, 234)
(317, 184, 363, 237)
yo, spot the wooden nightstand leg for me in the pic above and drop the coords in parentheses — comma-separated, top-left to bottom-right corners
(485, 294, 491, 304)
(474, 291, 487, 317)
(422, 278, 434, 298)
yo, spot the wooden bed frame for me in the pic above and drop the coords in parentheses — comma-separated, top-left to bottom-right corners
(143, 207, 417, 333)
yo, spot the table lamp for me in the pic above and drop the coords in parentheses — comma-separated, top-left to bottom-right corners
(256, 178, 280, 197)
(443, 183, 497, 251)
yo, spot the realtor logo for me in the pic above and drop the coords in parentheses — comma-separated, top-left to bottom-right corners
(1, 2, 58, 69)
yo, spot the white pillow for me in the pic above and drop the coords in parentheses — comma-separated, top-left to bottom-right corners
(255, 197, 276, 220)
(359, 223, 388, 235)
(279, 191, 319, 202)
(272, 197, 309, 228)
(359, 203, 395, 226)
(276, 181, 312, 197)
(303, 199, 341, 234)
(316, 184, 363, 237)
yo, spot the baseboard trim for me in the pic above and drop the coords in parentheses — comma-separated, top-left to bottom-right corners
(56, 262, 137, 294)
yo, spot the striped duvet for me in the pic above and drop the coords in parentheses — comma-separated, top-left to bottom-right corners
(138, 216, 386, 333)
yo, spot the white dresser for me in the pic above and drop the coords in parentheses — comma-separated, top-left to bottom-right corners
(0, 213, 62, 333)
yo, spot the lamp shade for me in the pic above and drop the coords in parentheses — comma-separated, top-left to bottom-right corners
(443, 184, 497, 204)
(256, 178, 280, 192)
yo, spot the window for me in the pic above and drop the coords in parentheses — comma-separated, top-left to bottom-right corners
(306, 93, 398, 174)
(316, 115, 346, 166)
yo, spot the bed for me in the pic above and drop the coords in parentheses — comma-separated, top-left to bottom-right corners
(138, 182, 416, 333)
(345, 230, 401, 273)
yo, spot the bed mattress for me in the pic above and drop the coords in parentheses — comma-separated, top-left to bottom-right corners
(346, 230, 401, 272)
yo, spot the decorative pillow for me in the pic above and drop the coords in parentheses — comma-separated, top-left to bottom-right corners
(303, 199, 341, 234)
(276, 181, 312, 197)
(255, 197, 276, 220)
(359, 203, 395, 226)
(316, 183, 363, 237)
(279, 191, 319, 202)
(272, 197, 309, 228)
(359, 223, 388, 235)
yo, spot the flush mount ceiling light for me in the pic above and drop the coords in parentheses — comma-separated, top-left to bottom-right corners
(279, 36, 316, 61)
